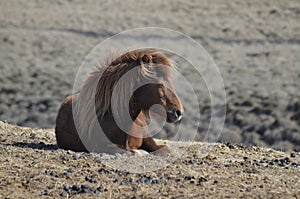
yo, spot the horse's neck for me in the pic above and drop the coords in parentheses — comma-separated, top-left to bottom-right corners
(129, 98, 141, 122)
(102, 101, 141, 123)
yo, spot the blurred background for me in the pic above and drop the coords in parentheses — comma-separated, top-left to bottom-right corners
(0, 0, 299, 151)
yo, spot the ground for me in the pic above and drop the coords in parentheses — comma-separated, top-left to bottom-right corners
(0, 122, 299, 198)
(0, 0, 300, 151)
(0, 1, 300, 197)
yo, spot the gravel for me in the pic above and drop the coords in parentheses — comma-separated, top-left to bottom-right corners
(0, 122, 299, 198)
(0, 0, 300, 152)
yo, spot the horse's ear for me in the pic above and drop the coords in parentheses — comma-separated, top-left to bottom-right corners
(141, 54, 152, 64)
(139, 54, 154, 72)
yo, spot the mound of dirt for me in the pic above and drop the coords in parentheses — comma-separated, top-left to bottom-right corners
(0, 121, 299, 198)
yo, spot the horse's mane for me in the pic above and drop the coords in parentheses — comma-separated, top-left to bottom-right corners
(77, 49, 173, 125)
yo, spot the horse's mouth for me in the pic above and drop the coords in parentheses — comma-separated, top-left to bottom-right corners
(166, 109, 183, 123)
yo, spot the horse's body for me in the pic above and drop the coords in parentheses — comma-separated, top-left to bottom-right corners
(55, 49, 183, 154)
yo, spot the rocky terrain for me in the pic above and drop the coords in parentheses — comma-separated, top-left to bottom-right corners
(0, 122, 299, 198)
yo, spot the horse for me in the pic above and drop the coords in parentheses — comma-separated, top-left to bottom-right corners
(55, 49, 183, 155)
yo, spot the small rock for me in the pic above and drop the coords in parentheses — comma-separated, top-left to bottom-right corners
(98, 168, 109, 174)
(60, 154, 69, 161)
(225, 142, 235, 149)
(284, 157, 290, 163)
(63, 172, 71, 178)
(66, 168, 74, 173)
(29, 133, 36, 139)
(188, 159, 195, 164)
(243, 156, 250, 161)
(73, 154, 79, 160)
(291, 162, 299, 168)
(198, 177, 208, 183)
(241, 100, 253, 107)
(184, 176, 195, 181)
(152, 179, 161, 184)
(290, 153, 296, 158)
(137, 176, 152, 184)
(61, 184, 101, 195)
(85, 176, 97, 183)
(120, 179, 132, 185)
(81, 185, 93, 193)
(222, 28, 230, 32)
(96, 186, 103, 192)
(63, 186, 70, 192)
(60, 191, 68, 197)
(71, 185, 80, 192)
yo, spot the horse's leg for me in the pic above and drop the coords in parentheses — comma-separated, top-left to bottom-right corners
(126, 111, 171, 155)
(125, 112, 146, 155)
(126, 138, 149, 156)
(128, 112, 170, 155)
(140, 137, 170, 154)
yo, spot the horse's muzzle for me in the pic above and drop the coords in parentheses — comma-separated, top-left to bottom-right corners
(166, 109, 182, 123)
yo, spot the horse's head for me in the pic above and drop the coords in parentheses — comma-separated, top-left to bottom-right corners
(132, 52, 183, 124)
(91, 49, 183, 124)
(135, 81, 183, 123)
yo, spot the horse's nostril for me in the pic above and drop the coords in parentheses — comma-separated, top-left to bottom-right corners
(175, 109, 182, 118)
(166, 109, 182, 123)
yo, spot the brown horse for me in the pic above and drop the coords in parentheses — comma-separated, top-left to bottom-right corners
(55, 49, 183, 154)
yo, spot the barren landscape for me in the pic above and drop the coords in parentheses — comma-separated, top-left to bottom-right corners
(1, 0, 300, 151)
(0, 122, 299, 198)
(0, 0, 300, 198)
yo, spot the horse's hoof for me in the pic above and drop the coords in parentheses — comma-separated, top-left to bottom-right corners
(131, 149, 149, 156)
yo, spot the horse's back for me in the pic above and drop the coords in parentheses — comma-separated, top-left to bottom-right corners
(55, 94, 87, 152)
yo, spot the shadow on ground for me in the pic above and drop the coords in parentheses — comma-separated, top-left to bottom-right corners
(9, 142, 58, 151)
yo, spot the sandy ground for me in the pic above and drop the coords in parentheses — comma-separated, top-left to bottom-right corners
(0, 122, 299, 198)
(0, 0, 300, 151)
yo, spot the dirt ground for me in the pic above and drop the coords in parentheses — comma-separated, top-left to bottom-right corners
(0, 122, 299, 198)
(0, 1, 300, 197)
(0, 0, 300, 151)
